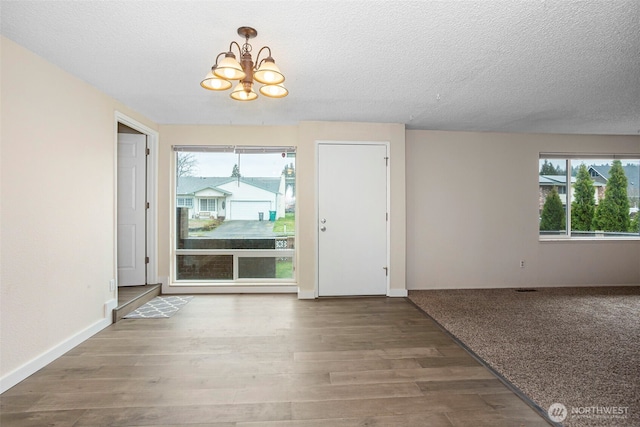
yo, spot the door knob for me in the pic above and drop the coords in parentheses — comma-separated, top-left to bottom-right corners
(320, 226, 327, 232)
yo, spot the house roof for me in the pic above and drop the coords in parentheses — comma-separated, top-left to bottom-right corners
(177, 177, 233, 196)
(177, 176, 281, 196)
(237, 177, 282, 194)
(588, 164, 639, 193)
(2, 1, 639, 134)
(539, 175, 575, 185)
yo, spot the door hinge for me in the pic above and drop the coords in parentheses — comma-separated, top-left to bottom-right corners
(386, 212, 389, 221)
(145, 256, 150, 264)
(383, 266, 388, 276)
(146, 148, 150, 156)
(146, 202, 150, 209)
(384, 156, 389, 166)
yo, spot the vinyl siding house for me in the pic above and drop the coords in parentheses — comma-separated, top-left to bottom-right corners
(538, 174, 606, 213)
(177, 176, 286, 220)
(589, 165, 640, 210)
(538, 165, 640, 215)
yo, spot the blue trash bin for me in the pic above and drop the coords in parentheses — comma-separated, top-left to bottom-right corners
(269, 210, 276, 221)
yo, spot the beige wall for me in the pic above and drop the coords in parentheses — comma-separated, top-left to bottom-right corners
(406, 130, 640, 289)
(158, 121, 407, 297)
(3, 32, 637, 393)
(0, 37, 157, 388)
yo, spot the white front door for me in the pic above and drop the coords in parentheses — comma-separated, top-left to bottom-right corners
(117, 133, 147, 286)
(318, 143, 388, 296)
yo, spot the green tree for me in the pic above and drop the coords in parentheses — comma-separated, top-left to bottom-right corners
(282, 162, 295, 177)
(231, 164, 241, 178)
(592, 160, 630, 232)
(571, 164, 595, 231)
(630, 213, 639, 233)
(540, 160, 558, 175)
(540, 186, 565, 231)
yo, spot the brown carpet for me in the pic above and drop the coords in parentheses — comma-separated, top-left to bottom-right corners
(409, 287, 640, 427)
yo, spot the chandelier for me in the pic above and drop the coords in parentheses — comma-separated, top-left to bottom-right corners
(200, 26, 288, 101)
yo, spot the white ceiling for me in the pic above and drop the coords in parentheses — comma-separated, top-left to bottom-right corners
(2, 1, 639, 134)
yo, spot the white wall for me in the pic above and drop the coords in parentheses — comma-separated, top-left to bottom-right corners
(0, 37, 157, 391)
(406, 130, 640, 289)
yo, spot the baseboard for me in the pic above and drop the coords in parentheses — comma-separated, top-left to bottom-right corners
(163, 284, 298, 294)
(0, 316, 111, 393)
(297, 289, 316, 299)
(388, 288, 408, 297)
(104, 298, 117, 317)
(297, 289, 407, 299)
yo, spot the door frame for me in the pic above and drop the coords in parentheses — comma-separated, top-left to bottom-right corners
(315, 140, 391, 297)
(114, 112, 158, 289)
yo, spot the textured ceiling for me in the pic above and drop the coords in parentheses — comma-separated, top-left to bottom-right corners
(1, 1, 639, 134)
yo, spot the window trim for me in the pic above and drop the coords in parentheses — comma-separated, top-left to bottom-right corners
(199, 198, 216, 212)
(172, 145, 297, 285)
(177, 197, 193, 208)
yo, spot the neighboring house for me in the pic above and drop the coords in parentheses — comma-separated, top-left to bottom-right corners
(538, 174, 606, 213)
(177, 176, 286, 220)
(539, 163, 640, 214)
(539, 175, 574, 213)
(588, 165, 640, 209)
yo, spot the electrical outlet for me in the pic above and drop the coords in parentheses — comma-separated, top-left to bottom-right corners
(109, 279, 115, 291)
(520, 260, 525, 268)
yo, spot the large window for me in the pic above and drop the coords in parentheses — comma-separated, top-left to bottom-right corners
(174, 146, 296, 282)
(539, 155, 640, 238)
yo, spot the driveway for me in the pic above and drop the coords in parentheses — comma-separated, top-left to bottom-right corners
(203, 220, 277, 238)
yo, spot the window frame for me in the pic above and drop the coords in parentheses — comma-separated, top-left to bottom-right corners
(177, 197, 193, 208)
(199, 198, 216, 212)
(539, 153, 640, 241)
(172, 145, 297, 284)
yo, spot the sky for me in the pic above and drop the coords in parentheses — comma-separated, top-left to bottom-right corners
(183, 152, 295, 177)
(540, 159, 640, 174)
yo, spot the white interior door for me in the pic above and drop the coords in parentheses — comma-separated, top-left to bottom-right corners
(318, 143, 388, 296)
(117, 133, 147, 286)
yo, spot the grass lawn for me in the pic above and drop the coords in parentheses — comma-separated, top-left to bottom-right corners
(275, 258, 294, 279)
(274, 213, 295, 278)
(273, 213, 295, 234)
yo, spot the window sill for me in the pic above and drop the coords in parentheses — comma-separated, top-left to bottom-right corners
(539, 236, 640, 243)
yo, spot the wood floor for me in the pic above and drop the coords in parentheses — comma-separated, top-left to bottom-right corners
(1, 295, 550, 426)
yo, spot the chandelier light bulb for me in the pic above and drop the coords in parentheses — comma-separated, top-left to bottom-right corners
(230, 82, 258, 101)
(254, 57, 285, 85)
(214, 53, 245, 81)
(259, 83, 288, 98)
(200, 70, 232, 91)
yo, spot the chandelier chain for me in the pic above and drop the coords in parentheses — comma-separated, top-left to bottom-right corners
(242, 40, 252, 55)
